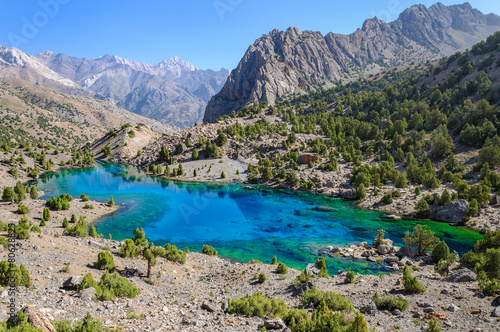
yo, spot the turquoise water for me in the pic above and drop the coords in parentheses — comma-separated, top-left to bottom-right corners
(36, 162, 482, 274)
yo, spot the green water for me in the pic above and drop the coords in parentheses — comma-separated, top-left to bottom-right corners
(36, 162, 482, 274)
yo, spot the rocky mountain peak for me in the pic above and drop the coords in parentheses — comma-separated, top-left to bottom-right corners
(204, 2, 500, 123)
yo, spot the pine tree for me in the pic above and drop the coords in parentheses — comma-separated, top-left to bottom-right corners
(62, 218, 69, 228)
(30, 186, 39, 200)
(108, 195, 115, 207)
(271, 255, 278, 265)
(192, 148, 199, 160)
(42, 208, 50, 221)
(89, 225, 97, 238)
(70, 214, 77, 223)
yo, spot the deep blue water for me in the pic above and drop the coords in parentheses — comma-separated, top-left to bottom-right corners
(35, 162, 481, 274)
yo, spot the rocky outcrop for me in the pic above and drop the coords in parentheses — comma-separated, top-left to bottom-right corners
(22, 306, 57, 332)
(204, 3, 500, 122)
(443, 268, 477, 282)
(298, 154, 320, 164)
(432, 199, 469, 223)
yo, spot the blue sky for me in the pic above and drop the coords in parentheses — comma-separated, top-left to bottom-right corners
(0, 0, 499, 70)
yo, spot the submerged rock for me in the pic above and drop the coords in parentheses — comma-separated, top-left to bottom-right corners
(313, 206, 338, 212)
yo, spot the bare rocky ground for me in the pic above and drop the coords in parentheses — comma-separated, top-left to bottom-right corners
(0, 215, 499, 331)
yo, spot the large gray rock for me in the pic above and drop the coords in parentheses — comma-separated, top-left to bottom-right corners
(377, 244, 392, 255)
(264, 317, 286, 330)
(62, 276, 83, 290)
(78, 287, 96, 302)
(202, 301, 219, 313)
(397, 246, 418, 259)
(492, 307, 500, 317)
(443, 268, 477, 282)
(434, 199, 469, 223)
(305, 263, 321, 276)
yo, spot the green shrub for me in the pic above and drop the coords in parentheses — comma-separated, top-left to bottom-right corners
(0, 261, 31, 287)
(64, 217, 89, 238)
(374, 229, 386, 247)
(373, 292, 408, 311)
(316, 256, 329, 277)
(42, 208, 50, 221)
(271, 255, 278, 265)
(164, 243, 186, 263)
(477, 270, 500, 296)
(62, 218, 69, 228)
(227, 291, 288, 318)
(277, 262, 288, 274)
(119, 239, 141, 258)
(258, 273, 267, 284)
(402, 266, 426, 294)
(95, 251, 116, 273)
(31, 225, 41, 233)
(78, 272, 140, 301)
(202, 244, 217, 256)
(431, 241, 450, 264)
(301, 286, 354, 312)
(17, 203, 29, 215)
(80, 193, 90, 202)
(425, 319, 442, 332)
(88, 225, 97, 238)
(293, 271, 313, 290)
(108, 195, 115, 207)
(345, 268, 355, 283)
(380, 192, 393, 204)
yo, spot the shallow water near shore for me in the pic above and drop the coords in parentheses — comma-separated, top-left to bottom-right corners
(36, 162, 482, 274)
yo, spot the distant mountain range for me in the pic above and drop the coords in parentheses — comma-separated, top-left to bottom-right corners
(204, 2, 500, 122)
(0, 46, 229, 129)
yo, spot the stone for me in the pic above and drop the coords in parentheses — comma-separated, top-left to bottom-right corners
(298, 154, 320, 164)
(392, 309, 403, 316)
(396, 246, 418, 259)
(377, 245, 391, 255)
(443, 268, 477, 282)
(448, 304, 458, 312)
(434, 199, 469, 223)
(202, 302, 219, 313)
(305, 263, 321, 276)
(359, 303, 376, 314)
(22, 306, 57, 332)
(424, 312, 446, 320)
(491, 307, 500, 317)
(384, 255, 399, 263)
(78, 287, 96, 302)
(0, 311, 8, 322)
(331, 247, 341, 253)
(62, 276, 83, 290)
(424, 307, 435, 313)
(263, 317, 286, 330)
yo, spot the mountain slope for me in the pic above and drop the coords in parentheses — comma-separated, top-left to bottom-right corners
(204, 2, 500, 122)
(0, 77, 174, 147)
(35, 52, 229, 128)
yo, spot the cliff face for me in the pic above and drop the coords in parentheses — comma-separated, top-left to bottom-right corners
(204, 2, 500, 122)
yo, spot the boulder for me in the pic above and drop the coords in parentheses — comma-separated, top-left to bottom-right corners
(298, 154, 319, 164)
(434, 200, 469, 223)
(384, 255, 399, 263)
(377, 245, 392, 255)
(491, 307, 500, 317)
(63, 276, 83, 290)
(305, 263, 321, 276)
(396, 246, 418, 259)
(313, 206, 337, 212)
(202, 301, 219, 313)
(78, 287, 96, 302)
(22, 306, 56, 332)
(264, 317, 286, 330)
(443, 268, 476, 282)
